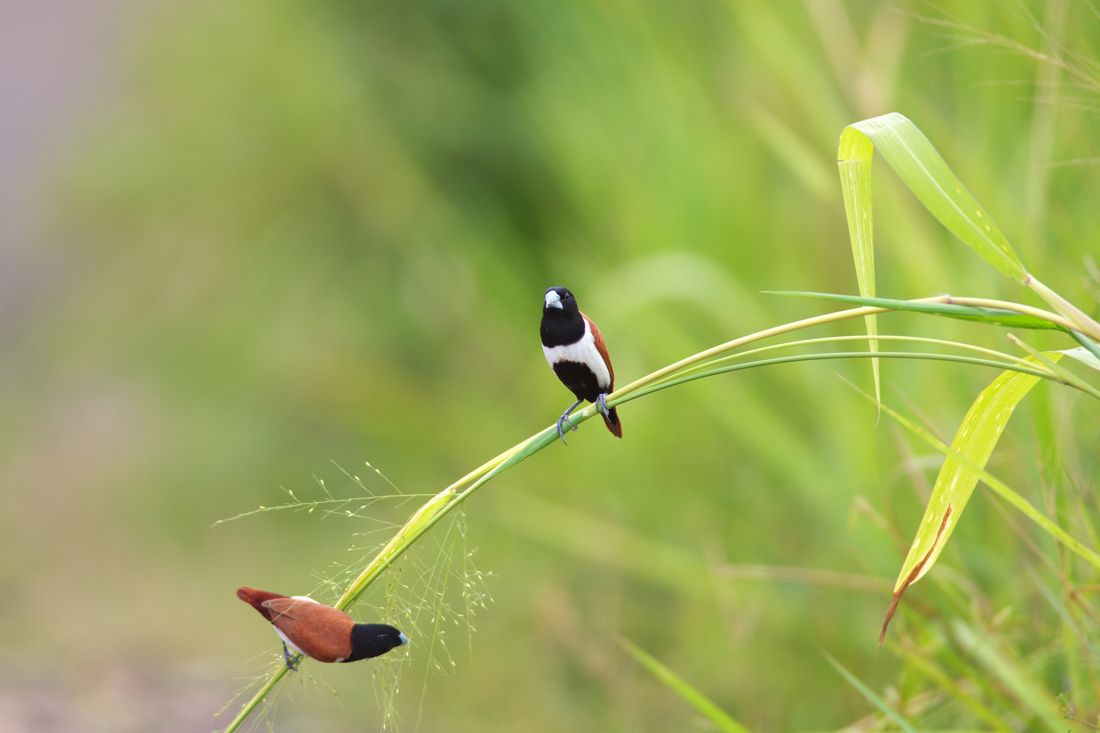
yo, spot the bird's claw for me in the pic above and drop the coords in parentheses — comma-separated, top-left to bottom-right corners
(556, 416, 570, 446)
(283, 643, 299, 671)
(596, 393, 610, 416)
(556, 399, 583, 445)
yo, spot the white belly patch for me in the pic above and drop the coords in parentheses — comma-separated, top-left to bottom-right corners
(542, 320, 611, 390)
(274, 625, 307, 657)
(289, 595, 319, 604)
(270, 596, 318, 658)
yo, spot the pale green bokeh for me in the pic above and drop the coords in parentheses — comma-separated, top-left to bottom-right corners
(2, 0, 1099, 730)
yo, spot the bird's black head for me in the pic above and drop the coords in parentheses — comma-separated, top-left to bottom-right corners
(345, 623, 409, 662)
(544, 287, 579, 314)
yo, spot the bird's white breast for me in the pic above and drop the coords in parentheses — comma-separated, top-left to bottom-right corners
(274, 625, 308, 657)
(271, 596, 318, 658)
(542, 319, 611, 389)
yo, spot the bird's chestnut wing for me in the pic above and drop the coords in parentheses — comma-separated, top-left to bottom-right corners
(581, 313, 614, 388)
(261, 597, 355, 663)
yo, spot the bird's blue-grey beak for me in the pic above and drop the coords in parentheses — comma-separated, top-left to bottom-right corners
(545, 290, 563, 309)
(398, 632, 410, 646)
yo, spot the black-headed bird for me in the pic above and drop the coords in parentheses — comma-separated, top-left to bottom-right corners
(237, 587, 408, 670)
(540, 286, 622, 443)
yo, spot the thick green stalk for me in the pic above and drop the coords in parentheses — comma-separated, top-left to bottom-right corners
(1028, 276, 1100, 341)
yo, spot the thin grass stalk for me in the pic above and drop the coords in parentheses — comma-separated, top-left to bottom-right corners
(644, 334, 1048, 389)
(1006, 334, 1100, 401)
(622, 352, 1059, 404)
(887, 641, 1015, 732)
(934, 295, 1077, 330)
(610, 295, 1076, 405)
(220, 295, 1089, 732)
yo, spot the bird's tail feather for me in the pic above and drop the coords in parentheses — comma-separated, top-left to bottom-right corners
(237, 587, 287, 621)
(602, 407, 622, 438)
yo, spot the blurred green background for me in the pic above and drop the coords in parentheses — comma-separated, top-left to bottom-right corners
(2, 0, 1099, 730)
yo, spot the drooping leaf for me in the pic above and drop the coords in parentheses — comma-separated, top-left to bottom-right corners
(771, 291, 1068, 331)
(837, 126, 880, 406)
(882, 355, 1062, 643)
(843, 112, 1028, 283)
(856, 378, 1100, 579)
(619, 638, 754, 733)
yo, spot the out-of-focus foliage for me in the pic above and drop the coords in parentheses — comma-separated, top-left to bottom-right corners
(2, 0, 1099, 730)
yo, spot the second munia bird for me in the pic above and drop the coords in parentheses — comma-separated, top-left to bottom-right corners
(237, 587, 408, 670)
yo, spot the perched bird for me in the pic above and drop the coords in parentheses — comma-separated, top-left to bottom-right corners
(237, 587, 408, 670)
(540, 286, 622, 443)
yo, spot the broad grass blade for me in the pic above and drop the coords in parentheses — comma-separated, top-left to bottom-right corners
(838, 126, 880, 406)
(774, 291, 1067, 331)
(619, 638, 753, 733)
(844, 113, 1028, 283)
(883, 355, 1062, 643)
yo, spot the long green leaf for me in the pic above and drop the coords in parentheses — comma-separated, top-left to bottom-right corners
(843, 113, 1028, 282)
(619, 638, 753, 733)
(772, 291, 1068, 331)
(838, 126, 880, 406)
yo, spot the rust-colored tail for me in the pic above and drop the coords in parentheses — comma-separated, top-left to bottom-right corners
(602, 407, 622, 438)
(237, 587, 288, 621)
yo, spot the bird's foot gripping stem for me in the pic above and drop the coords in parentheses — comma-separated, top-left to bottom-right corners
(596, 393, 611, 417)
(556, 399, 583, 445)
(283, 642, 299, 671)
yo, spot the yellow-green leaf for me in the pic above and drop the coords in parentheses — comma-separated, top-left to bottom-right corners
(844, 112, 1028, 283)
(882, 354, 1060, 642)
(837, 126, 880, 407)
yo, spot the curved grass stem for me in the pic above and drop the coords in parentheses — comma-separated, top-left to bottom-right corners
(644, 334, 1033, 390)
(219, 296, 1088, 732)
(622, 351, 1058, 404)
